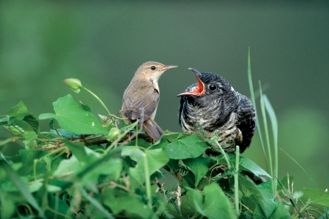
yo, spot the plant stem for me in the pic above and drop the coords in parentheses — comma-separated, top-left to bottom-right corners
(234, 146, 240, 216)
(82, 86, 123, 120)
(143, 154, 152, 209)
(214, 141, 231, 169)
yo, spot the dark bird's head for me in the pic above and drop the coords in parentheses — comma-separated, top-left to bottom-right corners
(178, 68, 239, 131)
(178, 68, 238, 110)
(178, 67, 256, 153)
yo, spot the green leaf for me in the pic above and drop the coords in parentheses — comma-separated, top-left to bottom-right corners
(302, 188, 329, 208)
(239, 156, 271, 180)
(80, 187, 114, 219)
(121, 146, 145, 162)
(103, 190, 152, 218)
(164, 135, 208, 159)
(185, 188, 205, 216)
(0, 193, 15, 219)
(0, 115, 9, 125)
(53, 155, 81, 179)
(54, 147, 99, 175)
(38, 113, 55, 120)
(53, 94, 107, 135)
(8, 101, 29, 119)
(270, 203, 290, 219)
(0, 159, 45, 218)
(84, 158, 123, 183)
(203, 183, 236, 219)
(239, 175, 280, 218)
(64, 141, 88, 162)
(125, 148, 169, 184)
(185, 158, 211, 187)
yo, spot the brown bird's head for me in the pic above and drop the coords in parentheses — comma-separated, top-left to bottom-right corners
(134, 61, 177, 83)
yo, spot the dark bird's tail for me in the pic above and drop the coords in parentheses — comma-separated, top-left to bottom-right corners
(143, 119, 163, 142)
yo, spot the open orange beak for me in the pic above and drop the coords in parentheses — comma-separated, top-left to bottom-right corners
(177, 68, 206, 97)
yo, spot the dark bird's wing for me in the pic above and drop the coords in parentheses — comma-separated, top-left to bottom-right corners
(178, 96, 186, 128)
(121, 79, 160, 122)
(236, 95, 256, 152)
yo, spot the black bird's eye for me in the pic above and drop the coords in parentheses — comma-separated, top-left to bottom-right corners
(150, 66, 156, 70)
(209, 84, 217, 91)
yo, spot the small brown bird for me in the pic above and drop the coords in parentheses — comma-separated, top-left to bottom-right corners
(121, 61, 177, 141)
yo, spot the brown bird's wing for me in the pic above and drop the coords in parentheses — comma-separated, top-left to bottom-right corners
(143, 119, 163, 142)
(121, 79, 160, 122)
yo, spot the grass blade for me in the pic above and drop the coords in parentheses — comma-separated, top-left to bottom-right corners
(263, 95, 279, 197)
(263, 96, 278, 149)
(80, 187, 114, 219)
(259, 82, 273, 177)
(0, 159, 45, 218)
(247, 48, 266, 157)
(280, 147, 311, 179)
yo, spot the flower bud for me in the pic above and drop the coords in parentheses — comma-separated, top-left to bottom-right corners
(107, 127, 121, 142)
(64, 78, 82, 93)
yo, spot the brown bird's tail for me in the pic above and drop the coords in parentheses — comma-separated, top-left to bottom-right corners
(143, 119, 163, 142)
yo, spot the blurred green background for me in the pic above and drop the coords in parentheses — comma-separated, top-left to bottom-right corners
(1, 1, 328, 189)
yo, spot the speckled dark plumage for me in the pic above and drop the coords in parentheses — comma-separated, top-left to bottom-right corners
(179, 71, 256, 153)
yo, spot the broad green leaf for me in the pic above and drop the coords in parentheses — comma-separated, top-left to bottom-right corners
(22, 115, 39, 132)
(103, 190, 152, 218)
(0, 116, 9, 125)
(29, 180, 43, 193)
(48, 193, 70, 216)
(239, 156, 271, 180)
(0, 193, 15, 219)
(38, 113, 55, 120)
(164, 135, 208, 159)
(53, 155, 81, 179)
(239, 175, 278, 218)
(157, 168, 180, 192)
(6, 119, 36, 134)
(270, 203, 290, 219)
(23, 130, 38, 147)
(0, 160, 45, 218)
(185, 188, 204, 216)
(121, 146, 145, 162)
(146, 148, 170, 175)
(185, 158, 211, 187)
(80, 187, 114, 219)
(64, 141, 88, 162)
(302, 188, 329, 207)
(54, 146, 101, 177)
(203, 183, 236, 219)
(53, 94, 107, 135)
(129, 148, 169, 184)
(84, 158, 123, 182)
(8, 101, 29, 119)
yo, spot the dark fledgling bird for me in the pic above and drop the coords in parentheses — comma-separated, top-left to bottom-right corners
(121, 61, 177, 142)
(178, 68, 256, 153)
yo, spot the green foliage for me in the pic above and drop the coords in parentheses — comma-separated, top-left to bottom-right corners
(52, 94, 108, 135)
(0, 93, 327, 219)
(0, 78, 328, 218)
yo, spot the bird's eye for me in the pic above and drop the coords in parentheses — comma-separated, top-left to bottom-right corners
(209, 84, 217, 91)
(150, 66, 156, 70)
